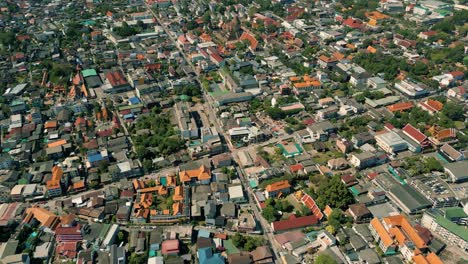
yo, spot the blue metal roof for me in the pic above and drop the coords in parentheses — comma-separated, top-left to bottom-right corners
(129, 97, 141, 105)
(88, 153, 103, 163)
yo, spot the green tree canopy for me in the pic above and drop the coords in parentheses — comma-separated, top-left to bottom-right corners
(315, 254, 337, 264)
(314, 175, 354, 210)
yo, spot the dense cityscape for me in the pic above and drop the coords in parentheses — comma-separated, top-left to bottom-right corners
(0, 0, 466, 263)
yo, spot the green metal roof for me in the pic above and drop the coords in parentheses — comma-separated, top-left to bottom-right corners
(433, 212, 468, 242)
(444, 207, 467, 220)
(118, 103, 143, 111)
(82, 69, 98, 78)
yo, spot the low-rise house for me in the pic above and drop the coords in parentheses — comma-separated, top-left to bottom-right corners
(265, 180, 291, 199)
(447, 86, 466, 100)
(161, 240, 180, 256)
(229, 185, 246, 203)
(179, 165, 211, 185)
(347, 203, 372, 223)
(306, 121, 337, 142)
(250, 246, 274, 264)
(237, 213, 256, 233)
(327, 158, 349, 170)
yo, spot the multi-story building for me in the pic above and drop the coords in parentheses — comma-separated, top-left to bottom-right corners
(369, 215, 439, 262)
(375, 131, 408, 154)
(421, 209, 468, 250)
(349, 152, 379, 169)
(46, 166, 63, 197)
(394, 80, 428, 98)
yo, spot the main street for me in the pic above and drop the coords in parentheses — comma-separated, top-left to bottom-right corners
(144, 3, 283, 260)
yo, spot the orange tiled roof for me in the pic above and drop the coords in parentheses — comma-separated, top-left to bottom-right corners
(173, 186, 183, 201)
(266, 180, 291, 192)
(140, 193, 153, 209)
(365, 11, 390, 20)
(367, 46, 377, 54)
(370, 217, 394, 247)
(44, 120, 58, 129)
(46, 166, 63, 190)
(24, 207, 59, 229)
(166, 175, 176, 186)
(293, 80, 321, 88)
(173, 202, 182, 215)
(323, 205, 333, 217)
(73, 181, 85, 190)
(426, 99, 443, 111)
(289, 76, 301, 82)
(239, 32, 258, 50)
(179, 165, 211, 182)
(346, 43, 356, 49)
(389, 227, 406, 245)
(319, 55, 337, 63)
(383, 215, 426, 249)
(426, 253, 443, 264)
(413, 255, 429, 264)
(133, 179, 145, 190)
(47, 139, 67, 148)
(386, 102, 414, 112)
(435, 128, 456, 140)
(139, 185, 167, 196)
(332, 52, 345, 60)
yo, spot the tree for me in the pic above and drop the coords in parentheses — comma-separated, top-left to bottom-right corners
(148, 179, 156, 187)
(325, 225, 336, 235)
(0, 31, 16, 47)
(129, 252, 147, 264)
(261, 206, 278, 222)
(315, 254, 337, 264)
(98, 160, 109, 173)
(117, 231, 124, 243)
(327, 209, 351, 231)
(231, 233, 246, 248)
(442, 102, 464, 121)
(231, 233, 264, 251)
(424, 157, 443, 172)
(315, 175, 354, 210)
(266, 107, 285, 120)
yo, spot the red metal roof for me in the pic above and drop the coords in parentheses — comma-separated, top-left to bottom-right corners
(106, 70, 128, 87)
(301, 194, 323, 220)
(402, 124, 428, 143)
(271, 214, 318, 232)
(161, 239, 180, 254)
(240, 32, 259, 50)
(290, 164, 304, 173)
(342, 18, 363, 29)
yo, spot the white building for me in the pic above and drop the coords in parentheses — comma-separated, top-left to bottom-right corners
(421, 209, 468, 250)
(367, 77, 387, 89)
(394, 80, 428, 98)
(375, 131, 408, 154)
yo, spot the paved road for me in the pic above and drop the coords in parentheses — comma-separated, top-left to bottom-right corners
(144, 4, 285, 260)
